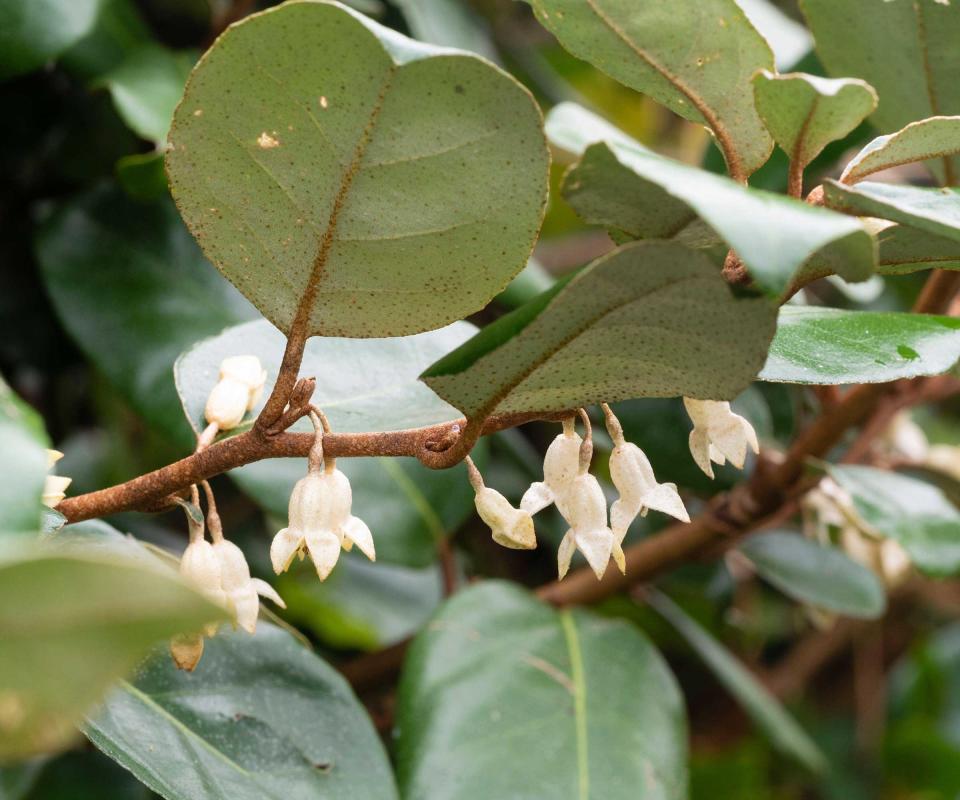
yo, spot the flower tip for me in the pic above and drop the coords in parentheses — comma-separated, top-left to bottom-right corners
(270, 527, 300, 575)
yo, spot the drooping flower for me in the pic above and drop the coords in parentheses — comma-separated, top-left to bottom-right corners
(520, 418, 581, 516)
(204, 355, 267, 430)
(271, 464, 376, 580)
(602, 404, 689, 547)
(213, 537, 284, 633)
(466, 456, 536, 550)
(683, 397, 759, 479)
(42, 449, 71, 508)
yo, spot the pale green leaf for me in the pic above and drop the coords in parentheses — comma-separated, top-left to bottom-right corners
(825, 181, 960, 244)
(85, 624, 398, 800)
(752, 71, 877, 170)
(829, 465, 960, 578)
(547, 103, 876, 297)
(735, 0, 812, 70)
(101, 44, 193, 143)
(760, 307, 960, 385)
(0, 380, 49, 535)
(422, 240, 777, 418)
(0, 0, 103, 79)
(842, 117, 960, 185)
(801, 0, 960, 185)
(0, 541, 226, 760)
(739, 530, 886, 618)
(166, 0, 547, 338)
(174, 318, 475, 437)
(36, 185, 256, 444)
(875, 222, 960, 276)
(525, 0, 774, 178)
(395, 581, 687, 799)
(393, 0, 498, 61)
(650, 591, 826, 774)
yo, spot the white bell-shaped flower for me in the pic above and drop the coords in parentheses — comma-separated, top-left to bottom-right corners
(271, 465, 375, 581)
(557, 472, 616, 580)
(683, 397, 759, 479)
(521, 419, 581, 516)
(180, 537, 228, 609)
(466, 457, 536, 550)
(42, 449, 71, 508)
(212, 538, 284, 633)
(204, 355, 267, 430)
(602, 405, 689, 543)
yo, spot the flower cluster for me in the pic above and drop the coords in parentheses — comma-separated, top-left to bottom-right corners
(270, 410, 375, 581)
(466, 399, 757, 582)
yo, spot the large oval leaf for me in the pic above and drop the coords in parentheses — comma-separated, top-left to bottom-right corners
(36, 184, 256, 444)
(166, 0, 548, 338)
(85, 624, 398, 800)
(175, 318, 476, 436)
(801, 0, 960, 185)
(526, 0, 774, 178)
(423, 240, 777, 418)
(828, 465, 960, 578)
(0, 539, 226, 760)
(547, 103, 876, 298)
(739, 530, 886, 618)
(759, 307, 960, 385)
(395, 581, 687, 800)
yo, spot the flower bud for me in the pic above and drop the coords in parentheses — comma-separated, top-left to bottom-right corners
(204, 355, 267, 430)
(475, 486, 536, 550)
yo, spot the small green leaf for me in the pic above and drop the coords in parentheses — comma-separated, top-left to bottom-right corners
(36, 185, 256, 444)
(875, 223, 960, 276)
(395, 581, 688, 800)
(828, 465, 960, 578)
(547, 103, 876, 297)
(167, 0, 547, 338)
(422, 240, 776, 418)
(841, 116, 960, 185)
(752, 71, 877, 171)
(0, 380, 50, 535)
(739, 530, 886, 618)
(100, 44, 193, 143)
(175, 318, 475, 437)
(0, 0, 103, 79)
(0, 541, 226, 760)
(650, 591, 826, 774)
(801, 0, 960, 185)
(525, 0, 774, 178)
(85, 624, 398, 800)
(825, 181, 960, 244)
(760, 307, 960, 385)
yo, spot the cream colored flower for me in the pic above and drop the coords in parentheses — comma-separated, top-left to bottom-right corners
(466, 456, 536, 550)
(602, 405, 689, 542)
(683, 398, 759, 479)
(271, 466, 375, 581)
(180, 537, 227, 609)
(925, 445, 960, 483)
(41, 449, 71, 508)
(880, 412, 929, 462)
(213, 538, 284, 633)
(520, 419, 581, 516)
(557, 472, 616, 580)
(204, 355, 267, 430)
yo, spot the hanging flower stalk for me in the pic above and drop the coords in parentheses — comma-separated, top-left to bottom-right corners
(466, 454, 536, 550)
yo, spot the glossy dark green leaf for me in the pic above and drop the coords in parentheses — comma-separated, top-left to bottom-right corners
(423, 240, 776, 418)
(175, 318, 475, 438)
(875, 223, 960, 276)
(829, 465, 960, 577)
(825, 181, 960, 244)
(0, 541, 226, 760)
(0, 380, 49, 535)
(101, 44, 193, 143)
(167, 0, 547, 338)
(650, 592, 826, 774)
(760, 307, 960, 385)
(36, 184, 256, 444)
(547, 103, 876, 297)
(234, 449, 482, 568)
(526, 0, 774, 178)
(739, 530, 885, 618)
(801, 0, 960, 185)
(841, 117, 960, 185)
(752, 71, 876, 170)
(85, 624, 398, 800)
(395, 581, 687, 799)
(0, 0, 103, 79)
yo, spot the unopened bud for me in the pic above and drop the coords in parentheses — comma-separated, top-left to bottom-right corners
(204, 355, 267, 430)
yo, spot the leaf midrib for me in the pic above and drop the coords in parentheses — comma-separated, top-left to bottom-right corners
(560, 610, 589, 800)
